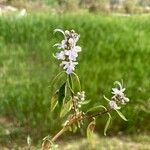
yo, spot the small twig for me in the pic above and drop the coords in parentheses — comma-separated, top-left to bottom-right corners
(51, 127, 68, 142)
(85, 109, 112, 119)
(49, 109, 112, 143)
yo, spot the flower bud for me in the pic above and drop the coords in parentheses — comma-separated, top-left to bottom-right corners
(65, 30, 70, 35)
(109, 101, 120, 110)
(124, 97, 129, 103)
(71, 29, 75, 33)
(68, 38, 74, 45)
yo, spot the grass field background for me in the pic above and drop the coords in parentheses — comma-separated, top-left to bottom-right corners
(0, 13, 150, 144)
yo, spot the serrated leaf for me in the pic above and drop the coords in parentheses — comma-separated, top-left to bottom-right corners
(86, 105, 107, 113)
(50, 91, 58, 112)
(86, 119, 96, 140)
(60, 100, 73, 118)
(104, 114, 111, 136)
(58, 82, 67, 108)
(115, 109, 128, 121)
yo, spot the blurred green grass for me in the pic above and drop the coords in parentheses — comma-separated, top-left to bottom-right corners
(60, 134, 150, 150)
(1, 134, 150, 149)
(0, 13, 150, 142)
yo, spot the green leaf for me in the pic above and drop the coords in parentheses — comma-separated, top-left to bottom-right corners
(60, 99, 73, 118)
(72, 72, 81, 91)
(68, 75, 73, 89)
(51, 71, 65, 87)
(81, 100, 91, 105)
(115, 109, 128, 121)
(77, 121, 81, 128)
(68, 75, 74, 95)
(86, 105, 107, 113)
(103, 95, 111, 102)
(72, 124, 77, 133)
(86, 119, 96, 140)
(58, 82, 67, 108)
(54, 29, 65, 36)
(104, 113, 111, 136)
(50, 91, 58, 112)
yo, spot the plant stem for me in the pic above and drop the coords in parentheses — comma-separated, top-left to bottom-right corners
(51, 127, 68, 142)
(68, 75, 78, 114)
(85, 109, 111, 119)
(50, 109, 112, 143)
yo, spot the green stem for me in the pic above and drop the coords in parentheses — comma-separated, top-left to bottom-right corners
(68, 74, 74, 96)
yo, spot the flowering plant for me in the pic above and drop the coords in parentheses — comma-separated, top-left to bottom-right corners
(42, 29, 129, 149)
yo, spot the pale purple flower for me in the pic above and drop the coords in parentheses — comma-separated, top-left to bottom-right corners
(55, 51, 65, 60)
(60, 61, 78, 74)
(68, 38, 74, 45)
(71, 46, 82, 53)
(64, 46, 81, 61)
(54, 29, 81, 74)
(111, 81, 129, 107)
(53, 40, 67, 50)
(65, 50, 78, 61)
(109, 101, 120, 110)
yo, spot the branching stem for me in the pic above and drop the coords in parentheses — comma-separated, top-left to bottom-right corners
(50, 109, 112, 143)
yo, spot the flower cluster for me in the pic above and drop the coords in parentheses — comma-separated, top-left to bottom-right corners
(73, 91, 85, 110)
(54, 29, 81, 74)
(109, 81, 129, 110)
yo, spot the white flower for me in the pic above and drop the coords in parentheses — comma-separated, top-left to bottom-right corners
(109, 101, 120, 110)
(60, 61, 78, 74)
(124, 97, 129, 103)
(73, 91, 86, 110)
(54, 40, 67, 49)
(71, 32, 80, 44)
(74, 35, 80, 43)
(73, 46, 82, 52)
(68, 38, 74, 45)
(112, 88, 125, 96)
(77, 91, 85, 101)
(74, 96, 79, 100)
(54, 29, 81, 74)
(55, 51, 65, 60)
(65, 50, 78, 61)
(111, 81, 129, 106)
(64, 30, 70, 35)
(64, 46, 81, 61)
(112, 81, 126, 98)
